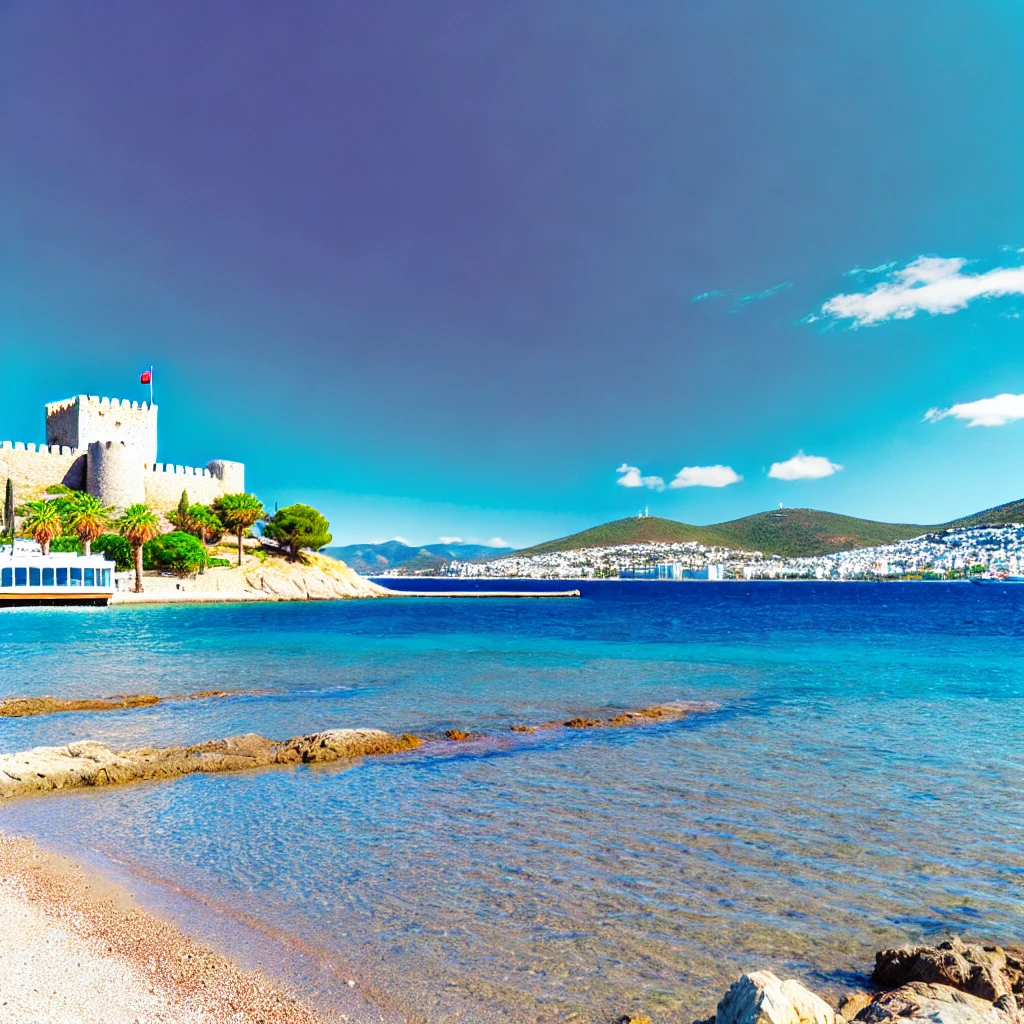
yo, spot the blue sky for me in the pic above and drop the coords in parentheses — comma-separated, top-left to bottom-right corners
(2, 2, 1023, 546)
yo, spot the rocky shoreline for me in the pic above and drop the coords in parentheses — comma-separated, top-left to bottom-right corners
(110, 551, 391, 603)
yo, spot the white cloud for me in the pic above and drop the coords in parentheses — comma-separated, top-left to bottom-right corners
(485, 537, 509, 548)
(438, 536, 463, 544)
(924, 393, 1024, 428)
(616, 464, 665, 491)
(669, 465, 742, 489)
(768, 452, 843, 481)
(738, 282, 793, 305)
(820, 255, 1024, 327)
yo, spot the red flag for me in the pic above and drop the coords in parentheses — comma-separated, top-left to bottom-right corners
(140, 370, 152, 384)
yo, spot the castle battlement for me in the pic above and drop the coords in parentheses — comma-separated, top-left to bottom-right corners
(45, 395, 153, 415)
(1, 441, 79, 456)
(151, 463, 214, 478)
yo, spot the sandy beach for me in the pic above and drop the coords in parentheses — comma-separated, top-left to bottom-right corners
(0, 832, 329, 1024)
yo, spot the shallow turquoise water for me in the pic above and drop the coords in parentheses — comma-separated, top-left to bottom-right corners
(1, 583, 1022, 1023)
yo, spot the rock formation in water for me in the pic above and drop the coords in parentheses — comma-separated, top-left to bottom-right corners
(0, 701, 718, 800)
(545, 701, 718, 731)
(0, 689, 256, 718)
(688, 938, 1024, 1024)
(0, 728, 422, 799)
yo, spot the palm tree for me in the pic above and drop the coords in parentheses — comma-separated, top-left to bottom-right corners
(20, 499, 63, 555)
(65, 493, 114, 556)
(118, 503, 160, 593)
(214, 493, 265, 567)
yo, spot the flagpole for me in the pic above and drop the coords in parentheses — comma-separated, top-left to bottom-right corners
(149, 366, 153, 407)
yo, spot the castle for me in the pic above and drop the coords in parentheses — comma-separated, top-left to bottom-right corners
(0, 395, 243, 511)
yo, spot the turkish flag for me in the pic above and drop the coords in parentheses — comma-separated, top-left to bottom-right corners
(140, 370, 152, 384)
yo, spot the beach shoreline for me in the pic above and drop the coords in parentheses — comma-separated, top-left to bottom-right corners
(0, 830, 336, 1024)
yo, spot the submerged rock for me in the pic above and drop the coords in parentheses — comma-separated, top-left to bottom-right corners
(543, 701, 719, 732)
(0, 694, 160, 717)
(0, 689, 256, 719)
(0, 728, 422, 799)
(713, 971, 841, 1024)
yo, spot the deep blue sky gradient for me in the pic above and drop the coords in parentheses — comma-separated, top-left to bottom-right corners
(2, 2, 1023, 544)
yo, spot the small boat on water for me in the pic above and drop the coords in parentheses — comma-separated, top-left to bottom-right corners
(0, 541, 116, 607)
(970, 574, 1024, 585)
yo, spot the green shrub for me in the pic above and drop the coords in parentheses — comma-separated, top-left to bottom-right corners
(209, 557, 230, 567)
(143, 531, 209, 575)
(50, 535, 83, 553)
(93, 533, 133, 571)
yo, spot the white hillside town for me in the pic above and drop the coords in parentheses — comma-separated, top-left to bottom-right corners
(430, 525, 1024, 581)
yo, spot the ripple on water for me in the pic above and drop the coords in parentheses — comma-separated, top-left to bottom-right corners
(2, 583, 1023, 1023)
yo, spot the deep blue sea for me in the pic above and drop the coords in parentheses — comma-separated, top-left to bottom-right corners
(1, 581, 1022, 1023)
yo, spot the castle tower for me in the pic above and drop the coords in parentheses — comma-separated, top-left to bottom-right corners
(46, 396, 157, 466)
(87, 440, 147, 509)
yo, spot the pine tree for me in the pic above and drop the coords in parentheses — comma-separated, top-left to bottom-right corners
(3, 479, 13, 539)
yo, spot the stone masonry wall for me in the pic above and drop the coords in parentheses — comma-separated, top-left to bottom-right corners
(144, 464, 238, 511)
(46, 396, 158, 466)
(0, 443, 87, 496)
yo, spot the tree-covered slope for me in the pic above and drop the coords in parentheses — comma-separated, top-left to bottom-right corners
(513, 500, 1024, 560)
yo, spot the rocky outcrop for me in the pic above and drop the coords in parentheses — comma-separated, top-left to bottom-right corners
(242, 553, 391, 599)
(857, 983, 1017, 1024)
(0, 728, 422, 799)
(871, 937, 1024, 1007)
(710, 971, 841, 1024)
(688, 939, 1024, 1024)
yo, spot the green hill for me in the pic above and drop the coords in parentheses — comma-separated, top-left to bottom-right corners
(514, 500, 1024, 560)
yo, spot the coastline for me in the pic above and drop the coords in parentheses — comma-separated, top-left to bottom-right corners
(0, 830, 332, 1024)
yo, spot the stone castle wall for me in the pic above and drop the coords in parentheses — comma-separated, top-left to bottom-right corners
(46, 396, 158, 466)
(0, 442, 87, 493)
(143, 460, 245, 510)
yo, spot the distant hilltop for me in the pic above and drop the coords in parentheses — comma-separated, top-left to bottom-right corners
(324, 540, 514, 575)
(513, 499, 1024, 560)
